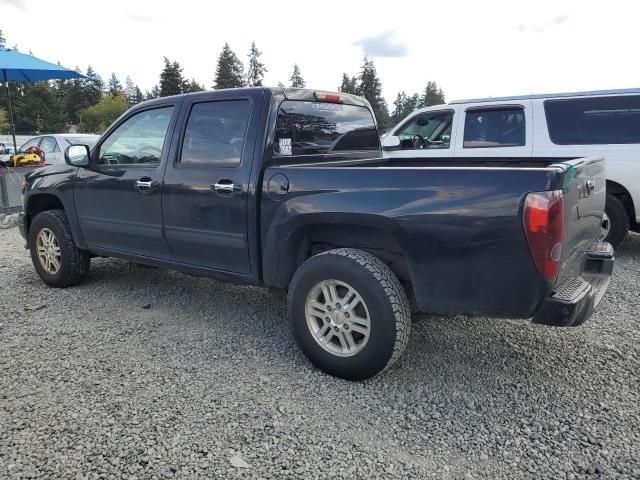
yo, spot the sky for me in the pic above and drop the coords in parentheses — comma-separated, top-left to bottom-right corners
(1, 0, 638, 106)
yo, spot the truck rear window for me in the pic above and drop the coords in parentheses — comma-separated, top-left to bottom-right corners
(545, 95, 640, 145)
(274, 101, 379, 156)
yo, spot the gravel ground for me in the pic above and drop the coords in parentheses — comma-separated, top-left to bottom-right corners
(1, 225, 639, 480)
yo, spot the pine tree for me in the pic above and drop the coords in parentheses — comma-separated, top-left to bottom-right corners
(0, 29, 6, 48)
(183, 78, 204, 93)
(339, 73, 358, 95)
(107, 73, 123, 96)
(83, 66, 104, 106)
(213, 43, 245, 89)
(159, 57, 185, 97)
(145, 85, 161, 100)
(420, 81, 445, 107)
(133, 86, 144, 104)
(124, 76, 136, 105)
(356, 57, 390, 129)
(391, 91, 420, 124)
(246, 42, 266, 87)
(289, 64, 305, 88)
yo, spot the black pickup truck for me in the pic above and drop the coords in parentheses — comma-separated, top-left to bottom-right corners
(18, 87, 613, 380)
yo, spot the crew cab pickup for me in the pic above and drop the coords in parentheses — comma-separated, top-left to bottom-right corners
(18, 87, 614, 380)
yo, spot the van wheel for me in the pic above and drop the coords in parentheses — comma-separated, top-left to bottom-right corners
(288, 248, 411, 381)
(29, 209, 90, 288)
(602, 194, 629, 248)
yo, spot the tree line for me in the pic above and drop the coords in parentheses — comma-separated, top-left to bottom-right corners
(0, 30, 445, 135)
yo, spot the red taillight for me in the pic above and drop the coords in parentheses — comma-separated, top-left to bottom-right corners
(523, 190, 564, 281)
(314, 91, 344, 103)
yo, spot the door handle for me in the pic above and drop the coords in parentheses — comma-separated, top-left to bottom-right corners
(212, 180, 242, 194)
(135, 177, 158, 192)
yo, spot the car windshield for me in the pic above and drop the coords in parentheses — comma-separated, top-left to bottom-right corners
(65, 137, 98, 148)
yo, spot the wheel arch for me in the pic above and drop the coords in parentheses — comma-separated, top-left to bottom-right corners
(265, 216, 413, 303)
(24, 192, 86, 249)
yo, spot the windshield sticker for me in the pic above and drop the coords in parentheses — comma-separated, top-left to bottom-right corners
(312, 103, 344, 112)
(279, 138, 292, 156)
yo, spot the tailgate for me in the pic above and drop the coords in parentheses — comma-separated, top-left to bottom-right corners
(552, 156, 606, 283)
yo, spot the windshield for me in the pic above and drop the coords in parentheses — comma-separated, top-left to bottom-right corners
(274, 101, 379, 156)
(65, 137, 99, 148)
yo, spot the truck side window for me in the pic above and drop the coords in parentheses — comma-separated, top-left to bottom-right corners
(180, 100, 250, 167)
(98, 107, 174, 166)
(463, 107, 525, 148)
(396, 111, 453, 150)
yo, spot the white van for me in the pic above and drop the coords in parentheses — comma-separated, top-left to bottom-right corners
(382, 88, 640, 246)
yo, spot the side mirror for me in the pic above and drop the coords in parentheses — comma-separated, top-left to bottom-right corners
(65, 144, 90, 167)
(381, 135, 401, 150)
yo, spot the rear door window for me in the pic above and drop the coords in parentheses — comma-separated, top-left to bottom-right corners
(463, 107, 525, 148)
(544, 95, 640, 145)
(180, 100, 250, 167)
(274, 101, 379, 156)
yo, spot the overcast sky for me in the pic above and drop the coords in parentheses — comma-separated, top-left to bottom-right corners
(2, 0, 638, 105)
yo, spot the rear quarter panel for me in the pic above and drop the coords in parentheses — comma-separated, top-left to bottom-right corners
(261, 165, 558, 318)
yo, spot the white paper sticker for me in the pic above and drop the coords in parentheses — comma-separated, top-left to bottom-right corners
(279, 138, 292, 156)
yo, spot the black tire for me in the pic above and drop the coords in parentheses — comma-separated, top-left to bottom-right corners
(28, 209, 90, 288)
(288, 248, 411, 381)
(603, 194, 629, 248)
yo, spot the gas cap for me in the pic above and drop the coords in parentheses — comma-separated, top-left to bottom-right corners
(267, 173, 290, 201)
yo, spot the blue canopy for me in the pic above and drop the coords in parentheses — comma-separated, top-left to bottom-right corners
(1, 48, 85, 153)
(1, 48, 85, 82)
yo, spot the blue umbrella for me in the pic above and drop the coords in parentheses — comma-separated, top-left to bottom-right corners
(1, 48, 85, 152)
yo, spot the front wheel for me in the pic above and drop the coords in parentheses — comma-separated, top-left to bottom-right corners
(29, 209, 90, 288)
(288, 248, 411, 381)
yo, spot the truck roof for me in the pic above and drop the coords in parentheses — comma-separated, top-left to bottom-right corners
(449, 87, 640, 105)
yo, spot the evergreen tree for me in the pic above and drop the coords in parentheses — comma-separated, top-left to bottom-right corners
(213, 43, 245, 89)
(145, 85, 161, 100)
(13, 82, 66, 134)
(0, 108, 8, 134)
(356, 57, 390, 129)
(391, 91, 420, 124)
(246, 42, 266, 87)
(159, 57, 185, 97)
(107, 73, 123, 96)
(339, 73, 358, 94)
(83, 66, 104, 106)
(420, 81, 445, 107)
(0, 29, 6, 48)
(132, 86, 144, 104)
(183, 78, 204, 93)
(289, 64, 305, 88)
(124, 76, 137, 105)
(277, 81, 285, 88)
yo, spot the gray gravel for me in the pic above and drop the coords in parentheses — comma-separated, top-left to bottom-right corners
(1, 225, 639, 480)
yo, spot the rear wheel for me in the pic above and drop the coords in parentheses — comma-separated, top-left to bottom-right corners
(601, 194, 629, 248)
(29, 209, 90, 288)
(288, 248, 411, 380)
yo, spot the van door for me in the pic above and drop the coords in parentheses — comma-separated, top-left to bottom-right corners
(454, 101, 533, 158)
(161, 90, 261, 274)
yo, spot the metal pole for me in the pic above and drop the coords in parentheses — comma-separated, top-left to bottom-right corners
(3, 70, 17, 153)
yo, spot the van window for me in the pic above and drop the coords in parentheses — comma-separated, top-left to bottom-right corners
(545, 95, 640, 145)
(463, 107, 525, 148)
(397, 111, 453, 149)
(274, 101, 379, 156)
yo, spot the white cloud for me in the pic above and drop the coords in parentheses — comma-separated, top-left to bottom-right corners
(353, 31, 408, 58)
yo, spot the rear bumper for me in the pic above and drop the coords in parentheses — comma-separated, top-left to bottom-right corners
(532, 240, 614, 327)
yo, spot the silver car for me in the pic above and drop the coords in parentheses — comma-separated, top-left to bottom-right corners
(16, 134, 99, 165)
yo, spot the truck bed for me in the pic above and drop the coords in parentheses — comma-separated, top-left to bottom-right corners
(261, 156, 606, 320)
